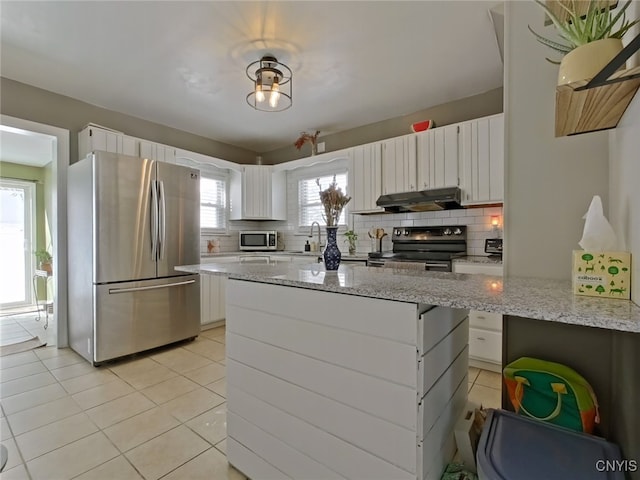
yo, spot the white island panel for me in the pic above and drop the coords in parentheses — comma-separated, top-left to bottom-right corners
(226, 278, 467, 479)
(227, 333, 416, 429)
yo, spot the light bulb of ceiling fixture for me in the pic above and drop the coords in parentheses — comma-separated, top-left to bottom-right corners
(256, 78, 264, 102)
(269, 79, 280, 108)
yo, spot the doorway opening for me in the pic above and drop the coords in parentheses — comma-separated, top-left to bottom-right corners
(0, 116, 69, 349)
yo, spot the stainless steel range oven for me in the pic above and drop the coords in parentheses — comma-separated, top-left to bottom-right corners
(367, 226, 467, 271)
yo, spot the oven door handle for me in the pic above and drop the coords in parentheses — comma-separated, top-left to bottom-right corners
(367, 260, 385, 267)
(424, 263, 450, 268)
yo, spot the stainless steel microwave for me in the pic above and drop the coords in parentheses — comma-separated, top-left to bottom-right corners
(239, 231, 278, 251)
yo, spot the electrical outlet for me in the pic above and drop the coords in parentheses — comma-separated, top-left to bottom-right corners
(317, 142, 326, 153)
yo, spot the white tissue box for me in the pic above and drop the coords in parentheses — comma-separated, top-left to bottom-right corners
(573, 250, 631, 300)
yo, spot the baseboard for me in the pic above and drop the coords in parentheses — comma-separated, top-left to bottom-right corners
(469, 358, 502, 373)
(201, 319, 226, 331)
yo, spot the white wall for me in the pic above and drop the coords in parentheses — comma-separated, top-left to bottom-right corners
(504, 1, 610, 279)
(608, 92, 640, 303)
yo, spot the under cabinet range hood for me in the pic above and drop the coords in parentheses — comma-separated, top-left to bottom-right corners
(376, 186, 463, 213)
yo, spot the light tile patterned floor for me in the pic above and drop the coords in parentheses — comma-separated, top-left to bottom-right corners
(0, 310, 57, 348)
(0, 325, 503, 479)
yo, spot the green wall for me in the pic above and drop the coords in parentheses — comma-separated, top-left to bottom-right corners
(0, 161, 47, 299)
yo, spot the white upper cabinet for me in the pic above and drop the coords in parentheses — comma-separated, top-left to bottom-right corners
(139, 140, 176, 164)
(348, 142, 383, 213)
(460, 113, 504, 205)
(230, 165, 286, 221)
(78, 125, 138, 160)
(78, 125, 175, 164)
(381, 135, 417, 195)
(416, 123, 460, 190)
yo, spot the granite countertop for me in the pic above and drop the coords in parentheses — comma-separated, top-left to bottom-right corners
(453, 255, 503, 265)
(200, 251, 369, 261)
(176, 262, 640, 333)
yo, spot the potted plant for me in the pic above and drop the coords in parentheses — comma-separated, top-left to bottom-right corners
(343, 230, 358, 255)
(528, 0, 639, 85)
(294, 130, 320, 156)
(34, 249, 53, 274)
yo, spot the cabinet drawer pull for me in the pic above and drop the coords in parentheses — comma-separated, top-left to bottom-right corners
(477, 337, 486, 341)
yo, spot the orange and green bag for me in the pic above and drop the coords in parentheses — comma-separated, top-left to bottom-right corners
(503, 357, 600, 433)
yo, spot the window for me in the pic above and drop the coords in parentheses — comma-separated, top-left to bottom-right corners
(0, 178, 35, 307)
(176, 155, 229, 234)
(200, 175, 227, 232)
(298, 171, 348, 227)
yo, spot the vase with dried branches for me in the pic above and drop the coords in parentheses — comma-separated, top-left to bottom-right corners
(294, 130, 320, 156)
(317, 176, 351, 270)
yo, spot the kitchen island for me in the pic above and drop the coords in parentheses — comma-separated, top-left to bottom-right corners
(176, 262, 640, 480)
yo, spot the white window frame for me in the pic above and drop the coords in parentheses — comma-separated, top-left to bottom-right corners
(292, 159, 349, 232)
(175, 156, 229, 235)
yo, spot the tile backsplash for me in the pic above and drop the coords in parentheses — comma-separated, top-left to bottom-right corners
(201, 206, 503, 257)
(348, 207, 503, 256)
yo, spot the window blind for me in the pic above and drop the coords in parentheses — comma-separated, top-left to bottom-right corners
(298, 172, 348, 227)
(201, 176, 227, 230)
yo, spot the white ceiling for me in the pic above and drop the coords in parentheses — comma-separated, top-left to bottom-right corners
(0, 127, 55, 167)
(0, 1, 504, 153)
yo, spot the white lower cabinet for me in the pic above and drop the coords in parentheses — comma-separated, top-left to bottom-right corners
(225, 279, 468, 479)
(469, 326, 502, 364)
(200, 273, 226, 326)
(199, 256, 239, 326)
(453, 262, 503, 372)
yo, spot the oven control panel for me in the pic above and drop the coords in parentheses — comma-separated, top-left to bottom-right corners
(392, 225, 467, 241)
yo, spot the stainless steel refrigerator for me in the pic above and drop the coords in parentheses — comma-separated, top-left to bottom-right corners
(68, 151, 201, 365)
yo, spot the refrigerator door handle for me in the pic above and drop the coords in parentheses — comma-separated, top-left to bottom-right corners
(108, 279, 196, 294)
(159, 180, 166, 260)
(150, 180, 159, 261)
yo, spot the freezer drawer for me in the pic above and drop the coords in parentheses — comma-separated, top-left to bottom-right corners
(93, 275, 200, 364)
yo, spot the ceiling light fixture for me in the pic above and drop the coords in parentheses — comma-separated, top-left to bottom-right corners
(246, 55, 292, 112)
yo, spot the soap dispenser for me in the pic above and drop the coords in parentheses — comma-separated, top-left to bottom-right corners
(304, 240, 311, 252)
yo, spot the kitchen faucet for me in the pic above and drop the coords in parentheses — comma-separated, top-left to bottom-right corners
(309, 221, 323, 252)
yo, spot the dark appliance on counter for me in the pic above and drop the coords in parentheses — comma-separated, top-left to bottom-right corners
(485, 238, 503, 258)
(367, 225, 466, 272)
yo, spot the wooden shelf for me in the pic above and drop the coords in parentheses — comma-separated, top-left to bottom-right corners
(555, 32, 640, 137)
(555, 66, 640, 137)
